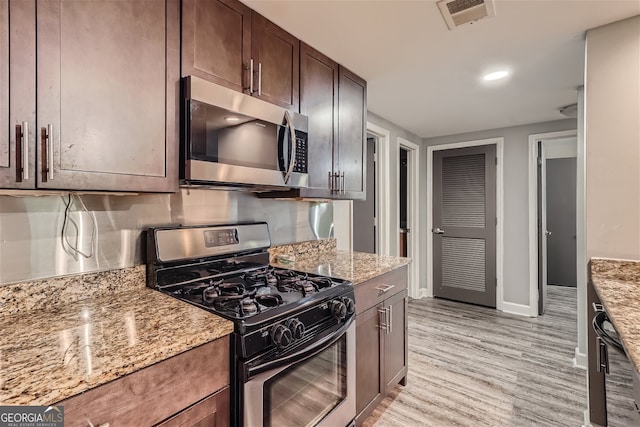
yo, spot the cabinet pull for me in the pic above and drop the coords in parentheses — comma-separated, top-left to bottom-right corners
(22, 122, 29, 180)
(246, 59, 254, 94)
(378, 307, 387, 331)
(15, 124, 23, 182)
(387, 305, 393, 334)
(257, 62, 262, 96)
(375, 284, 395, 294)
(328, 171, 332, 192)
(340, 171, 345, 194)
(41, 125, 53, 181)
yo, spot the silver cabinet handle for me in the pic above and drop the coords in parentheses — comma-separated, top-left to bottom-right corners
(387, 305, 392, 334)
(47, 124, 54, 180)
(378, 307, 387, 331)
(592, 303, 604, 313)
(375, 284, 395, 293)
(22, 121, 29, 180)
(247, 59, 254, 94)
(257, 62, 262, 96)
(340, 171, 345, 194)
(433, 227, 445, 235)
(328, 171, 333, 191)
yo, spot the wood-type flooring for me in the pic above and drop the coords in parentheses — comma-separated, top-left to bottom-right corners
(363, 286, 636, 427)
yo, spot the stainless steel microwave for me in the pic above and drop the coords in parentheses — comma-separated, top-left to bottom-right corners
(181, 76, 309, 189)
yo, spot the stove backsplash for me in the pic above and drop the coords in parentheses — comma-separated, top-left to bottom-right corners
(0, 189, 333, 285)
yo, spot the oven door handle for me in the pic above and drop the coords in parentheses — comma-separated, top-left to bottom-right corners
(592, 311, 625, 354)
(247, 317, 353, 378)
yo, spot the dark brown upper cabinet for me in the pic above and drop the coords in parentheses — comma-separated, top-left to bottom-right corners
(1, 0, 179, 192)
(337, 66, 367, 198)
(182, 0, 300, 111)
(0, 0, 36, 189)
(261, 48, 366, 200)
(298, 42, 338, 197)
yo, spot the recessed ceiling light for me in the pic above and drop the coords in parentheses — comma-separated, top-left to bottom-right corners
(225, 116, 240, 122)
(483, 70, 509, 81)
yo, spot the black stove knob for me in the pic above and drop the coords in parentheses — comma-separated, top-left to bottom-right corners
(286, 319, 305, 340)
(342, 297, 355, 315)
(271, 324, 293, 349)
(329, 299, 348, 320)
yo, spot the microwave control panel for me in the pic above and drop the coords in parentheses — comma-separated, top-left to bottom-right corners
(293, 136, 308, 174)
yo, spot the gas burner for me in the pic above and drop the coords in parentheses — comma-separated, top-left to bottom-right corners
(241, 298, 258, 316)
(219, 281, 251, 297)
(255, 294, 283, 308)
(307, 276, 334, 289)
(277, 279, 318, 296)
(274, 269, 303, 277)
(202, 285, 220, 303)
(178, 278, 222, 296)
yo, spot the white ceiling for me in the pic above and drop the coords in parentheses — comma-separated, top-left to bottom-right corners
(243, 0, 640, 138)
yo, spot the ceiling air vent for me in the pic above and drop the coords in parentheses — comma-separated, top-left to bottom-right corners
(437, 0, 496, 30)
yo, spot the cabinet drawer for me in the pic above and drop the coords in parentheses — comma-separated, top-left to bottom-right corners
(354, 267, 407, 315)
(156, 386, 230, 427)
(58, 337, 230, 427)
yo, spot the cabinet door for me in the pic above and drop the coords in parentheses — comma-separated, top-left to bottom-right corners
(182, 0, 251, 94)
(0, 0, 35, 189)
(251, 12, 299, 111)
(337, 66, 366, 199)
(300, 42, 337, 194)
(157, 386, 230, 427)
(36, 0, 179, 192)
(383, 289, 408, 392)
(355, 304, 384, 425)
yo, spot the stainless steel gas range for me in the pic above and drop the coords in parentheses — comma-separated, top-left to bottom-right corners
(146, 222, 356, 427)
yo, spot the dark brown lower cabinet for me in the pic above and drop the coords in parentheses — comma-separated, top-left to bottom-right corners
(355, 267, 409, 425)
(157, 387, 230, 427)
(57, 337, 230, 427)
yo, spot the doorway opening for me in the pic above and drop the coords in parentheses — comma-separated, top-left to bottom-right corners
(530, 134, 578, 316)
(398, 138, 420, 299)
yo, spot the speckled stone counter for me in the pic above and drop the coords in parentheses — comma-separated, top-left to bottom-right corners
(270, 240, 410, 285)
(590, 258, 640, 372)
(0, 266, 233, 405)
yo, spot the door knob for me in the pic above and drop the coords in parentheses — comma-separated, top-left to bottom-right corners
(433, 227, 445, 235)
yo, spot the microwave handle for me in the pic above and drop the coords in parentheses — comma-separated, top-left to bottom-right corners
(282, 111, 297, 184)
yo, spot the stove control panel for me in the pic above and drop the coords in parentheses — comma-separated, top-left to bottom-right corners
(241, 289, 355, 359)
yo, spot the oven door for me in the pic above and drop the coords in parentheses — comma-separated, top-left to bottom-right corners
(244, 321, 355, 427)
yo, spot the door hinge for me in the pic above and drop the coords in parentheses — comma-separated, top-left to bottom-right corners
(373, 152, 378, 163)
(373, 217, 378, 227)
(537, 157, 543, 166)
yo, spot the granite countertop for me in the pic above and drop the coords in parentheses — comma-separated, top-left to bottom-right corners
(270, 239, 411, 285)
(0, 266, 234, 405)
(590, 258, 640, 372)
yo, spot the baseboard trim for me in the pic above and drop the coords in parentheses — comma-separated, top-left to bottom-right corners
(501, 301, 533, 317)
(417, 288, 430, 299)
(574, 347, 588, 370)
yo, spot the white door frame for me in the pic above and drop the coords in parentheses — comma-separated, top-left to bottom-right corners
(398, 137, 421, 299)
(366, 122, 391, 256)
(426, 137, 504, 310)
(527, 130, 578, 317)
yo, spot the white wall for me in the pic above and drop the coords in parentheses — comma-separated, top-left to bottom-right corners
(423, 119, 576, 307)
(585, 15, 640, 259)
